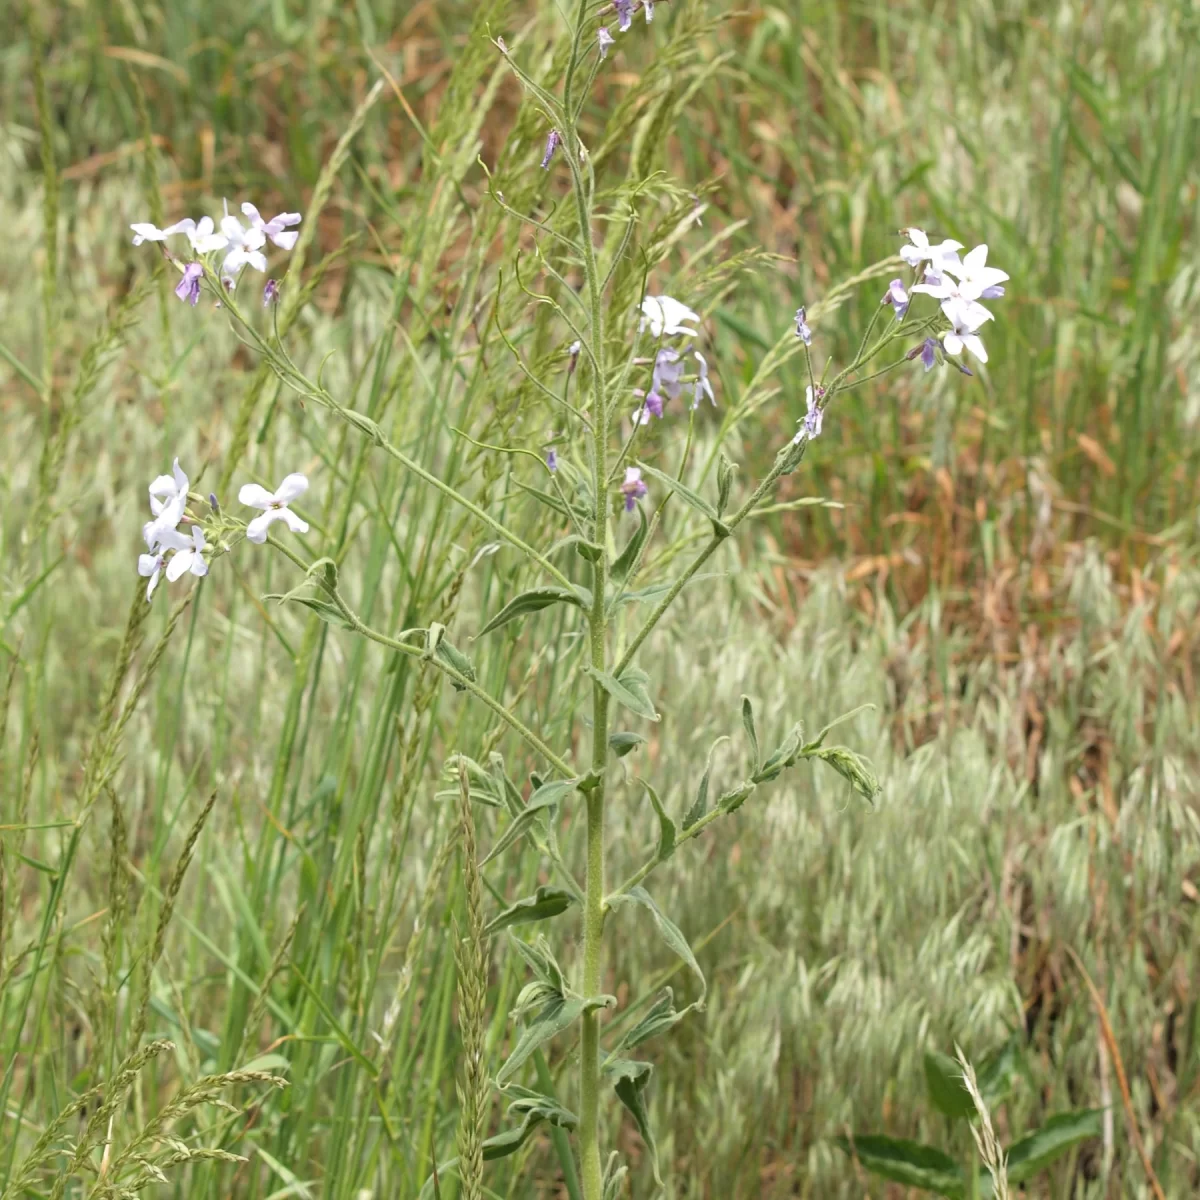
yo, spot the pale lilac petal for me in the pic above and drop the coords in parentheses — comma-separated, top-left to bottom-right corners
(130, 223, 166, 246)
(148, 474, 177, 498)
(138, 553, 160, 577)
(272, 473, 309, 504)
(243, 250, 268, 274)
(241, 202, 264, 226)
(280, 509, 310, 534)
(961, 333, 988, 363)
(245, 510, 282, 543)
(165, 550, 194, 583)
(220, 214, 245, 241)
(269, 230, 299, 250)
(238, 483, 275, 510)
(943, 332, 964, 356)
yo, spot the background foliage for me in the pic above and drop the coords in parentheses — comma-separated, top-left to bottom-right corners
(1, 0, 1198, 1195)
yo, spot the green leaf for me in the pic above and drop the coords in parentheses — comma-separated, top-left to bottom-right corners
(978, 1033, 1022, 1107)
(716, 781, 755, 815)
(483, 1086, 578, 1161)
(753, 723, 803, 783)
(1006, 1109, 1105, 1184)
(477, 586, 588, 637)
(741, 695, 760, 774)
(801, 702, 876, 752)
(282, 595, 355, 630)
(608, 732, 647, 758)
(608, 887, 705, 1003)
(923, 1052, 976, 1121)
(645, 782, 676, 863)
(716, 452, 736, 515)
(610, 503, 648, 589)
(609, 987, 685, 1055)
(496, 996, 585, 1084)
(480, 777, 579, 867)
(434, 636, 477, 688)
(485, 886, 575, 936)
(606, 1058, 662, 1186)
(684, 736, 728, 829)
(509, 934, 566, 994)
(585, 665, 659, 721)
(636, 461, 719, 523)
(805, 744, 881, 803)
(833, 1135, 965, 1198)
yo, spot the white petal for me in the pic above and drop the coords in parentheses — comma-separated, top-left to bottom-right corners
(243, 227, 267, 251)
(244, 250, 268, 273)
(270, 230, 299, 251)
(912, 282, 952, 298)
(172, 457, 189, 494)
(280, 509, 309, 534)
(238, 483, 276, 510)
(158, 526, 192, 553)
(191, 526, 206, 552)
(907, 228, 929, 248)
(943, 332, 964, 356)
(145, 567, 161, 601)
(220, 214, 246, 241)
(962, 244, 988, 273)
(273, 473, 309, 504)
(148, 473, 177, 498)
(241, 202, 265, 227)
(138, 553, 160, 577)
(222, 247, 248, 274)
(962, 333, 988, 363)
(130, 223, 165, 245)
(161, 218, 197, 238)
(166, 550, 194, 582)
(245, 510, 282, 543)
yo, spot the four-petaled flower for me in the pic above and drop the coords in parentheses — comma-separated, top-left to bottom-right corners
(883, 278, 909, 319)
(613, 0, 633, 30)
(541, 130, 561, 170)
(239, 473, 311, 543)
(794, 386, 824, 444)
(941, 299, 989, 364)
(144, 458, 189, 546)
(621, 467, 647, 511)
(945, 243, 1008, 300)
(166, 526, 209, 583)
(899, 228, 963, 272)
(795, 306, 812, 345)
(912, 270, 994, 331)
(218, 202, 268, 276)
(598, 26, 615, 57)
(138, 527, 192, 601)
(692, 350, 715, 408)
(242, 203, 302, 250)
(175, 263, 204, 307)
(640, 295, 701, 339)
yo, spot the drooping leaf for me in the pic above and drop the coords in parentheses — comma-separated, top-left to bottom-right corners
(833, 1135, 965, 1198)
(608, 731, 647, 758)
(684, 737, 728, 829)
(924, 1051, 976, 1121)
(485, 886, 575, 936)
(1006, 1109, 1105, 1184)
(741, 695, 760, 774)
(606, 1058, 662, 1186)
(496, 996, 585, 1084)
(805, 744, 881, 803)
(608, 887, 705, 1003)
(586, 665, 659, 721)
(509, 934, 566, 993)
(644, 782, 676, 863)
(265, 593, 355, 630)
(480, 777, 579, 867)
(610, 503, 648, 589)
(477, 586, 589, 637)
(609, 988, 686, 1055)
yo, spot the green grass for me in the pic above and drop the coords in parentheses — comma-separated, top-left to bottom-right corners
(2, 0, 1199, 1196)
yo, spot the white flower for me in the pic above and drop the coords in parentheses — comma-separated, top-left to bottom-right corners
(166, 526, 209, 583)
(239, 473, 310, 543)
(143, 459, 189, 547)
(242, 203, 302, 251)
(941, 299, 989, 363)
(911, 272, 995, 330)
(639, 295, 701, 339)
(692, 350, 715, 408)
(943, 243, 1008, 299)
(129, 219, 196, 246)
(218, 202, 268, 276)
(137, 527, 191, 601)
(899, 228, 963, 272)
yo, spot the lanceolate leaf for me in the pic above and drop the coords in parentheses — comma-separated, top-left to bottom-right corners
(606, 1058, 662, 1186)
(483, 1086, 578, 1160)
(1006, 1109, 1105, 1184)
(476, 586, 589, 637)
(636, 461, 718, 521)
(833, 1135, 965, 1198)
(585, 665, 659, 721)
(924, 1051, 976, 1121)
(480, 777, 579, 867)
(609, 988, 686, 1055)
(608, 887, 705, 1003)
(644, 782, 676, 863)
(496, 996, 585, 1084)
(741, 695, 760, 774)
(610, 503, 647, 589)
(484, 886, 575, 936)
(684, 736, 729, 829)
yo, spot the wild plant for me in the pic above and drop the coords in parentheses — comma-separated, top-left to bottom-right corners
(118, 7, 1013, 1195)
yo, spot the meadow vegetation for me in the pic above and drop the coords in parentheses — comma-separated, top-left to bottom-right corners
(1, 0, 1198, 1196)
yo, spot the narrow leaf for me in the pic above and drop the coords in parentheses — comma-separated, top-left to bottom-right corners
(833, 1135, 965, 1198)
(645, 782, 676, 863)
(480, 777, 578, 868)
(496, 996, 585, 1084)
(606, 1058, 662, 1186)
(924, 1051, 976, 1121)
(585, 665, 659, 721)
(610, 504, 648, 588)
(741, 695, 760, 774)
(609, 988, 685, 1055)
(608, 887, 705, 1002)
(1005, 1109, 1105, 1184)
(485, 886, 575, 936)
(684, 736, 728, 829)
(477, 587, 587, 637)
(636, 461, 718, 520)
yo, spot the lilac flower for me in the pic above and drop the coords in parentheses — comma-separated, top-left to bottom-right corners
(795, 306, 812, 345)
(882, 278, 909, 319)
(165, 526, 209, 584)
(793, 385, 824, 444)
(621, 467, 647, 511)
(905, 337, 939, 371)
(547, 449, 558, 472)
(239, 473, 311, 543)
(643, 391, 665, 419)
(651, 347, 685, 401)
(899, 228, 963, 273)
(692, 350, 715, 408)
(263, 278, 280, 307)
(218, 201, 267, 276)
(640, 295, 701, 339)
(138, 526, 191, 601)
(242, 203, 302, 251)
(941, 299, 989, 364)
(912, 270, 994, 331)
(174, 263, 204, 307)
(598, 26, 615, 58)
(541, 130, 561, 170)
(613, 0, 634, 30)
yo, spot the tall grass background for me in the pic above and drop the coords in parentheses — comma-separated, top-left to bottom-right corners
(1, 0, 1198, 1195)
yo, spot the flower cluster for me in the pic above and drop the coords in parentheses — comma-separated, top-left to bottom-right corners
(136, 462, 310, 601)
(633, 295, 714, 423)
(131, 201, 302, 303)
(899, 229, 1009, 365)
